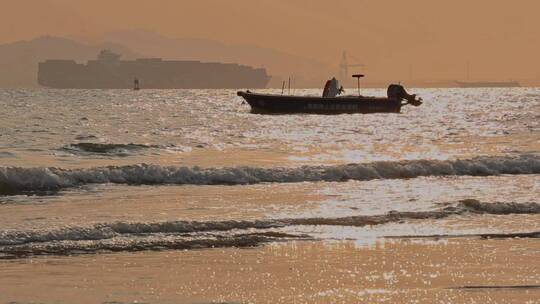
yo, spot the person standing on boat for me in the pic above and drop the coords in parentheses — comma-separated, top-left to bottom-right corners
(323, 77, 344, 98)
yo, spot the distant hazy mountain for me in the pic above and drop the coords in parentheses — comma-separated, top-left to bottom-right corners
(0, 31, 336, 88)
(0, 36, 141, 88)
(95, 30, 335, 87)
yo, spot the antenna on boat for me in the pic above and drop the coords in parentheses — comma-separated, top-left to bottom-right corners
(352, 74, 364, 96)
(288, 77, 291, 95)
(281, 80, 286, 95)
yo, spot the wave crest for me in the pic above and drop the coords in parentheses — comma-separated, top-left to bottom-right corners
(62, 142, 159, 156)
(458, 199, 540, 214)
(2, 200, 538, 247)
(1, 154, 539, 195)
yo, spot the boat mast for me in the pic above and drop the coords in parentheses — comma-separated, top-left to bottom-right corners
(352, 74, 365, 96)
(288, 77, 291, 95)
(466, 61, 471, 81)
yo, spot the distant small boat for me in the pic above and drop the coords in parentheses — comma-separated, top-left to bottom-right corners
(455, 81, 521, 88)
(238, 83, 422, 114)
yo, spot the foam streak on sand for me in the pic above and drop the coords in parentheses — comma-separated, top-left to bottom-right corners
(0, 233, 308, 259)
(1, 155, 539, 195)
(1, 200, 539, 258)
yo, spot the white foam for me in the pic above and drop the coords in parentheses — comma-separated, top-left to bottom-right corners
(1, 200, 539, 246)
(0, 220, 281, 246)
(1, 154, 539, 194)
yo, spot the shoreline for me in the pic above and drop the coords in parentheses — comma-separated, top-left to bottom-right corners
(2, 238, 539, 303)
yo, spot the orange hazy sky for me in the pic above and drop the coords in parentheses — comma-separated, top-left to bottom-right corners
(2, 0, 540, 81)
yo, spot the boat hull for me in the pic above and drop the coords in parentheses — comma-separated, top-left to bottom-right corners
(237, 92, 402, 114)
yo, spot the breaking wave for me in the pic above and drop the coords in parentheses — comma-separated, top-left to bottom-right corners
(0, 155, 540, 195)
(0, 219, 283, 246)
(1, 200, 538, 258)
(0, 232, 306, 259)
(1, 154, 539, 195)
(61, 142, 191, 156)
(62, 142, 159, 156)
(458, 199, 540, 214)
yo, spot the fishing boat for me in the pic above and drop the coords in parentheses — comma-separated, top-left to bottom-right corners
(237, 75, 422, 114)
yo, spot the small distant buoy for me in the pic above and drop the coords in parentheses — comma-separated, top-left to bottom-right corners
(134, 78, 140, 90)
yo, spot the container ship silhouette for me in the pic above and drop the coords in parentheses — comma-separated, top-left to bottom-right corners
(455, 81, 521, 88)
(454, 63, 521, 88)
(38, 50, 271, 89)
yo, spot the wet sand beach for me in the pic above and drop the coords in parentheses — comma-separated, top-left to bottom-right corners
(2, 239, 539, 304)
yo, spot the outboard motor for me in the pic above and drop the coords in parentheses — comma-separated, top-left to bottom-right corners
(387, 84, 422, 106)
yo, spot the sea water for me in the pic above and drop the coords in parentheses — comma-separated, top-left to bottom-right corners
(0, 88, 539, 303)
